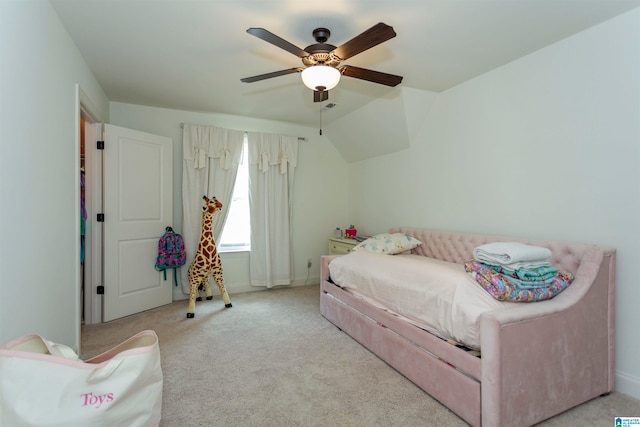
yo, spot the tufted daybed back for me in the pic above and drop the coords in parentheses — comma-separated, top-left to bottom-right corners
(389, 227, 612, 274)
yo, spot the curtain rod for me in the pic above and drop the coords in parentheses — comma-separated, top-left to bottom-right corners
(179, 123, 307, 141)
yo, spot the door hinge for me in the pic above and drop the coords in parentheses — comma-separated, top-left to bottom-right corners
(97, 140, 104, 150)
(97, 285, 105, 295)
(97, 213, 105, 222)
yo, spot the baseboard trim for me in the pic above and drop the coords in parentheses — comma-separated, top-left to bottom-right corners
(173, 280, 320, 301)
(615, 370, 640, 399)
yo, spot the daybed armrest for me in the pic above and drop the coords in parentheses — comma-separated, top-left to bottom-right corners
(480, 248, 615, 426)
(483, 248, 605, 323)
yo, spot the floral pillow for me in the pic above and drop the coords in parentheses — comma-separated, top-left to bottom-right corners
(352, 233, 422, 255)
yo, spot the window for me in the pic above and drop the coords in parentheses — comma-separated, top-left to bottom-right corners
(218, 138, 250, 252)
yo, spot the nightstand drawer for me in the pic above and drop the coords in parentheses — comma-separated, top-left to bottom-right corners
(328, 238, 358, 255)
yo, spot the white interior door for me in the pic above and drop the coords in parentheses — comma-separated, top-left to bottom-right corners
(103, 124, 173, 322)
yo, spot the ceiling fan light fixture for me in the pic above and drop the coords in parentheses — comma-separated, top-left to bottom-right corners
(301, 65, 340, 91)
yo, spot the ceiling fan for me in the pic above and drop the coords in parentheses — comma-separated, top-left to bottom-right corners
(241, 22, 403, 102)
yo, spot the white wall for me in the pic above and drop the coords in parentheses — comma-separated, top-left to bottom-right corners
(0, 1, 109, 349)
(108, 103, 348, 300)
(348, 9, 640, 399)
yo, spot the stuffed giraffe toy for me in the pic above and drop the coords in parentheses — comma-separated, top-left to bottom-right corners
(186, 195, 232, 318)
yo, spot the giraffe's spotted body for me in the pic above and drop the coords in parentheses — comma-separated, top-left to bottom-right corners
(186, 195, 232, 318)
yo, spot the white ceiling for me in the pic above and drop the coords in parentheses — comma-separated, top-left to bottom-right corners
(51, 0, 640, 128)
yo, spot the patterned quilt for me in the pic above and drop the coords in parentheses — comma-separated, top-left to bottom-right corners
(464, 261, 574, 302)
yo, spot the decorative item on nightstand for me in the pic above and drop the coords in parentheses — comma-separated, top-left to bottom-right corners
(344, 225, 357, 238)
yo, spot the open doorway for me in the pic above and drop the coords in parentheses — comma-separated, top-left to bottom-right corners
(77, 96, 175, 326)
(77, 85, 103, 326)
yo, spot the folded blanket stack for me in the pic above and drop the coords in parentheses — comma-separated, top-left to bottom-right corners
(472, 241, 552, 270)
(467, 242, 574, 302)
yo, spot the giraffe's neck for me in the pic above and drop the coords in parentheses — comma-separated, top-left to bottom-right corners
(201, 214, 214, 241)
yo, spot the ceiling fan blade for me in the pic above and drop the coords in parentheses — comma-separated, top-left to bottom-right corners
(313, 89, 329, 103)
(246, 28, 309, 58)
(332, 23, 396, 61)
(241, 68, 304, 83)
(339, 65, 403, 87)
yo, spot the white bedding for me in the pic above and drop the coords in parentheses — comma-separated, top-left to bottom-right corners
(328, 250, 517, 349)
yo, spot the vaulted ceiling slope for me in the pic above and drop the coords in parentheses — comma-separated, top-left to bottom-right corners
(51, 0, 639, 129)
(324, 87, 438, 163)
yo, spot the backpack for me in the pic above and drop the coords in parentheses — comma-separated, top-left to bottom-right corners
(155, 226, 186, 286)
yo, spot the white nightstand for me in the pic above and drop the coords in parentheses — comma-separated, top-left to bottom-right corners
(328, 237, 358, 255)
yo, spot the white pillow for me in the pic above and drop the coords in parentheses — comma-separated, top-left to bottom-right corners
(352, 233, 422, 255)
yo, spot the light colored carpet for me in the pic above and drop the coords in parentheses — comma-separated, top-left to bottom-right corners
(81, 285, 639, 426)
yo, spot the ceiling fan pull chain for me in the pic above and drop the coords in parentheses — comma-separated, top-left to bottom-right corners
(319, 108, 323, 135)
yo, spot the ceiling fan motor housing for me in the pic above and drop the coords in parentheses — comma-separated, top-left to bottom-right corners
(302, 48, 341, 67)
(303, 28, 342, 67)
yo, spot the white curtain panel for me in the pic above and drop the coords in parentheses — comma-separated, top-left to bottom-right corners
(247, 132, 299, 288)
(180, 124, 244, 294)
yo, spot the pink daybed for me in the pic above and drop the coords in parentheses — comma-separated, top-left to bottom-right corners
(319, 227, 616, 426)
